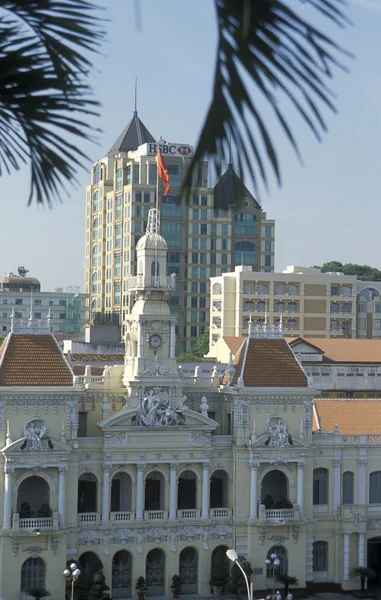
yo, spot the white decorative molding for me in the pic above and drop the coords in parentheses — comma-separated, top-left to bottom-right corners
(266, 416, 291, 447)
(139, 359, 176, 377)
(22, 419, 51, 452)
(179, 526, 202, 541)
(112, 529, 134, 545)
(259, 528, 266, 545)
(78, 530, 102, 546)
(12, 536, 20, 556)
(134, 389, 185, 426)
(66, 399, 78, 432)
(191, 432, 211, 445)
(212, 525, 232, 540)
(367, 519, 381, 530)
(146, 527, 168, 542)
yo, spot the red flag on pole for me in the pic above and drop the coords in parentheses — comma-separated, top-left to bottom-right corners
(157, 146, 171, 196)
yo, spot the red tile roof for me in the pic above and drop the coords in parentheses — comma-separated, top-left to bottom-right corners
(0, 334, 74, 386)
(222, 337, 308, 387)
(314, 399, 381, 434)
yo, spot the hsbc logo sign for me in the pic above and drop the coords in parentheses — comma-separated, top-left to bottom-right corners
(146, 143, 193, 157)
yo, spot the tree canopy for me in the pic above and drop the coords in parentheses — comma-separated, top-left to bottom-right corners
(320, 262, 381, 281)
(191, 330, 210, 358)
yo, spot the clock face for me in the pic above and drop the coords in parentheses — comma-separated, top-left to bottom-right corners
(149, 334, 162, 349)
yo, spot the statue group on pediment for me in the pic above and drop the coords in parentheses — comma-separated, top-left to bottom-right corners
(133, 390, 186, 427)
(266, 416, 292, 448)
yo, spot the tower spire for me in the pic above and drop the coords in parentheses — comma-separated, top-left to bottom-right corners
(134, 76, 138, 114)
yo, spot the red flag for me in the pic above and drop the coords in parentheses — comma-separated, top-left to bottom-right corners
(157, 146, 171, 196)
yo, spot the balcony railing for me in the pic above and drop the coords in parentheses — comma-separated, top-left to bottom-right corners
(209, 508, 231, 518)
(177, 509, 201, 519)
(265, 509, 294, 521)
(110, 511, 135, 522)
(144, 510, 168, 520)
(78, 512, 100, 525)
(125, 275, 176, 292)
(18, 517, 53, 530)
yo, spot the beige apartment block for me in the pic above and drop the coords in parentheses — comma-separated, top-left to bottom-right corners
(84, 110, 275, 353)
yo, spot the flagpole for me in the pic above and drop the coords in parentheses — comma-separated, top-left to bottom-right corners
(154, 139, 161, 279)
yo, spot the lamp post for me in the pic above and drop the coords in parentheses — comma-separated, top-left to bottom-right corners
(63, 563, 81, 600)
(226, 549, 253, 600)
(265, 553, 280, 600)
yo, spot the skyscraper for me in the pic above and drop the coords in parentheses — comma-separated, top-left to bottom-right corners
(84, 110, 275, 352)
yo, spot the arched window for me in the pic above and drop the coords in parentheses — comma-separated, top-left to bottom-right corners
(213, 283, 222, 295)
(178, 471, 197, 511)
(234, 241, 256, 266)
(234, 212, 257, 235)
(342, 302, 351, 313)
(342, 471, 354, 504)
(370, 471, 381, 503)
(21, 558, 46, 591)
(93, 190, 99, 213)
(257, 301, 266, 312)
(288, 284, 298, 295)
(360, 287, 379, 301)
(342, 285, 352, 297)
(145, 472, 165, 511)
(18, 475, 50, 518)
(146, 549, 165, 596)
(287, 302, 297, 313)
(111, 472, 132, 512)
(257, 283, 268, 294)
(112, 550, 132, 598)
(313, 468, 329, 505)
(330, 302, 339, 313)
(266, 546, 287, 577)
(244, 300, 254, 312)
(210, 470, 229, 509)
(275, 301, 284, 313)
(257, 318, 265, 327)
(94, 164, 101, 185)
(79, 553, 103, 589)
(92, 272, 97, 293)
(78, 473, 98, 513)
(287, 319, 297, 330)
(243, 283, 254, 294)
(275, 284, 285, 295)
(93, 217, 99, 240)
(92, 244, 98, 268)
(151, 261, 160, 277)
(313, 541, 328, 572)
(179, 547, 198, 594)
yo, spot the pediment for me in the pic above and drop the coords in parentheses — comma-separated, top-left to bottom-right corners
(98, 407, 217, 431)
(251, 432, 309, 449)
(1, 437, 72, 456)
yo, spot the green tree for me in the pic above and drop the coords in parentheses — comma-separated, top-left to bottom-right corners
(191, 330, 209, 357)
(26, 589, 51, 600)
(88, 570, 110, 600)
(277, 574, 299, 596)
(227, 556, 253, 599)
(321, 262, 381, 281)
(351, 567, 375, 593)
(0, 1, 104, 205)
(0, 336, 4, 346)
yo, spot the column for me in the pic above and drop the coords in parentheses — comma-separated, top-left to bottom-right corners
(102, 464, 111, 522)
(333, 459, 342, 514)
(249, 462, 258, 519)
(137, 323, 143, 358)
(170, 322, 176, 359)
(358, 533, 365, 567)
(201, 462, 210, 519)
(136, 464, 145, 520)
(343, 533, 350, 579)
(3, 467, 13, 529)
(297, 461, 305, 516)
(58, 466, 67, 527)
(169, 463, 178, 520)
(358, 459, 367, 505)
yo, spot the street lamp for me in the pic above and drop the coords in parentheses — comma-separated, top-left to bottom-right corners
(265, 553, 281, 600)
(226, 549, 253, 600)
(63, 563, 81, 600)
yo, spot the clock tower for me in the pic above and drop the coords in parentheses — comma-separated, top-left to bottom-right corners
(123, 209, 181, 409)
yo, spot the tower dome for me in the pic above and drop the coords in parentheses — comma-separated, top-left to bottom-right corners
(136, 233, 167, 251)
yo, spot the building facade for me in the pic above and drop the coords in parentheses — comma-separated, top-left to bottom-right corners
(0, 272, 88, 337)
(2, 226, 381, 600)
(209, 265, 381, 350)
(84, 111, 275, 353)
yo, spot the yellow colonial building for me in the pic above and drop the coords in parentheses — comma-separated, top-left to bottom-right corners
(1, 213, 381, 600)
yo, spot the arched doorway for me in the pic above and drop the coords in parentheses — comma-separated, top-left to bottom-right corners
(179, 548, 198, 594)
(368, 537, 381, 587)
(21, 557, 46, 593)
(266, 546, 288, 578)
(211, 546, 229, 592)
(146, 549, 165, 596)
(112, 550, 132, 598)
(145, 472, 165, 512)
(111, 472, 132, 512)
(178, 471, 197, 510)
(261, 470, 289, 508)
(78, 473, 98, 513)
(210, 470, 229, 509)
(18, 476, 50, 518)
(78, 552, 103, 596)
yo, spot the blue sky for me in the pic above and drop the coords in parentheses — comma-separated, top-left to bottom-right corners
(0, 0, 380, 290)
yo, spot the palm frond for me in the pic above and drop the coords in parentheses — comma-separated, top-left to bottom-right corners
(0, 1, 105, 205)
(181, 0, 351, 207)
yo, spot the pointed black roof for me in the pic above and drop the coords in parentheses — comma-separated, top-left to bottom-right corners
(108, 111, 155, 155)
(213, 164, 261, 210)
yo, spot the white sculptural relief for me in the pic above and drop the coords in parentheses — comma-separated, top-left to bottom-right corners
(134, 389, 186, 427)
(267, 416, 290, 447)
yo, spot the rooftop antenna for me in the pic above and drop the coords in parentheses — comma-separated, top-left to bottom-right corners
(134, 76, 138, 115)
(228, 133, 232, 167)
